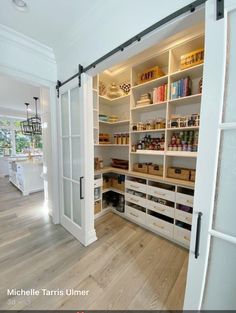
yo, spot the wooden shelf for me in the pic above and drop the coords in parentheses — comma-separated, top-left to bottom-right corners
(131, 101, 167, 112)
(99, 120, 130, 125)
(166, 151, 197, 158)
(131, 150, 164, 156)
(132, 75, 168, 91)
(94, 167, 194, 188)
(131, 128, 166, 134)
(169, 93, 202, 105)
(170, 63, 204, 80)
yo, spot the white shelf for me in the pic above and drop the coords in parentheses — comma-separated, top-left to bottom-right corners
(131, 101, 167, 112)
(103, 188, 125, 195)
(170, 63, 204, 80)
(166, 151, 197, 157)
(99, 120, 130, 125)
(99, 94, 130, 105)
(169, 93, 202, 105)
(132, 75, 168, 91)
(131, 129, 166, 134)
(167, 126, 199, 131)
(94, 144, 129, 147)
(131, 150, 164, 156)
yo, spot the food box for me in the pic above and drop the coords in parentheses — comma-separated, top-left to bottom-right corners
(167, 167, 190, 181)
(190, 169, 196, 182)
(148, 164, 163, 176)
(138, 66, 164, 85)
(103, 177, 111, 189)
(180, 48, 204, 70)
(94, 201, 101, 214)
(133, 163, 148, 174)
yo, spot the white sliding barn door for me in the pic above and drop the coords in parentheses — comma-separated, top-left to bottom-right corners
(59, 74, 97, 246)
(184, 0, 236, 309)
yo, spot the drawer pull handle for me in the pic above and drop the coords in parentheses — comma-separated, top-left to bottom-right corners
(153, 223, 164, 229)
(130, 197, 139, 203)
(184, 236, 190, 241)
(186, 200, 193, 205)
(185, 217, 191, 221)
(130, 212, 138, 218)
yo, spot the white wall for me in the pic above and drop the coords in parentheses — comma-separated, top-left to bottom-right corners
(57, 0, 195, 80)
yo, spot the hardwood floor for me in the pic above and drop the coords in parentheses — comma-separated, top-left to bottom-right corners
(0, 177, 188, 310)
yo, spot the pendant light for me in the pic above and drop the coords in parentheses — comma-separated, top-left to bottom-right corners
(20, 103, 33, 135)
(28, 97, 42, 135)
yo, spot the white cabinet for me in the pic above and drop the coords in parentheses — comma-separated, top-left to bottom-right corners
(9, 159, 44, 196)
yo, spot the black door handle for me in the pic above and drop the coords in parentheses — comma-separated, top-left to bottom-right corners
(80, 176, 84, 199)
(195, 212, 203, 259)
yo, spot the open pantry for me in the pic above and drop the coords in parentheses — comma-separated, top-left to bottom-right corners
(93, 31, 204, 249)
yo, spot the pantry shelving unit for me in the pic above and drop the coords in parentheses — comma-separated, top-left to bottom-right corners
(93, 33, 204, 249)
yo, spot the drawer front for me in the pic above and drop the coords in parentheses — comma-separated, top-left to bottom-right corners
(125, 180, 147, 194)
(94, 178, 102, 188)
(146, 200, 174, 218)
(125, 205, 146, 225)
(146, 214, 173, 238)
(174, 225, 191, 247)
(176, 193, 194, 207)
(175, 209, 192, 225)
(147, 186, 175, 202)
(125, 193, 146, 208)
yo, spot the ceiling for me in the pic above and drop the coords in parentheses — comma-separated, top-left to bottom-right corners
(0, 74, 40, 117)
(0, 0, 103, 57)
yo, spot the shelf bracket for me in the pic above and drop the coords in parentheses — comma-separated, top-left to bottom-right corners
(216, 0, 224, 20)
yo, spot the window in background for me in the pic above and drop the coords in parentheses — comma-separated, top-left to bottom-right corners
(0, 128, 12, 156)
(15, 131, 31, 154)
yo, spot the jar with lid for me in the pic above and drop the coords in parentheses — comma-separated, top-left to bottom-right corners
(122, 133, 126, 145)
(114, 133, 118, 145)
(117, 133, 122, 145)
(126, 133, 129, 145)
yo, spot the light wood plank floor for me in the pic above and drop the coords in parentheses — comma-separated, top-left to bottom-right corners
(0, 177, 188, 310)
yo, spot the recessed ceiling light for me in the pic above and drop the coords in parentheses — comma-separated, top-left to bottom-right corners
(12, 0, 28, 12)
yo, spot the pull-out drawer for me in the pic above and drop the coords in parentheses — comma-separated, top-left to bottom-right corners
(125, 205, 146, 225)
(147, 186, 175, 202)
(146, 200, 174, 218)
(176, 193, 194, 207)
(146, 214, 173, 238)
(125, 193, 146, 208)
(175, 209, 192, 225)
(94, 178, 102, 188)
(125, 180, 147, 194)
(174, 225, 191, 247)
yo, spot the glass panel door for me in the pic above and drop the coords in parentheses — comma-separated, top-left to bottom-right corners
(59, 74, 96, 246)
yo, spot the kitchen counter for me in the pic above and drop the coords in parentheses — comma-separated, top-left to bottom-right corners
(9, 158, 44, 196)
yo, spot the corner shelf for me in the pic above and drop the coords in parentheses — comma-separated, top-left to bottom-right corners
(99, 94, 130, 105)
(99, 120, 130, 125)
(167, 126, 199, 131)
(103, 188, 125, 195)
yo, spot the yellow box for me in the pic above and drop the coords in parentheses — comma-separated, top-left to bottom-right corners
(138, 66, 164, 85)
(180, 48, 204, 70)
